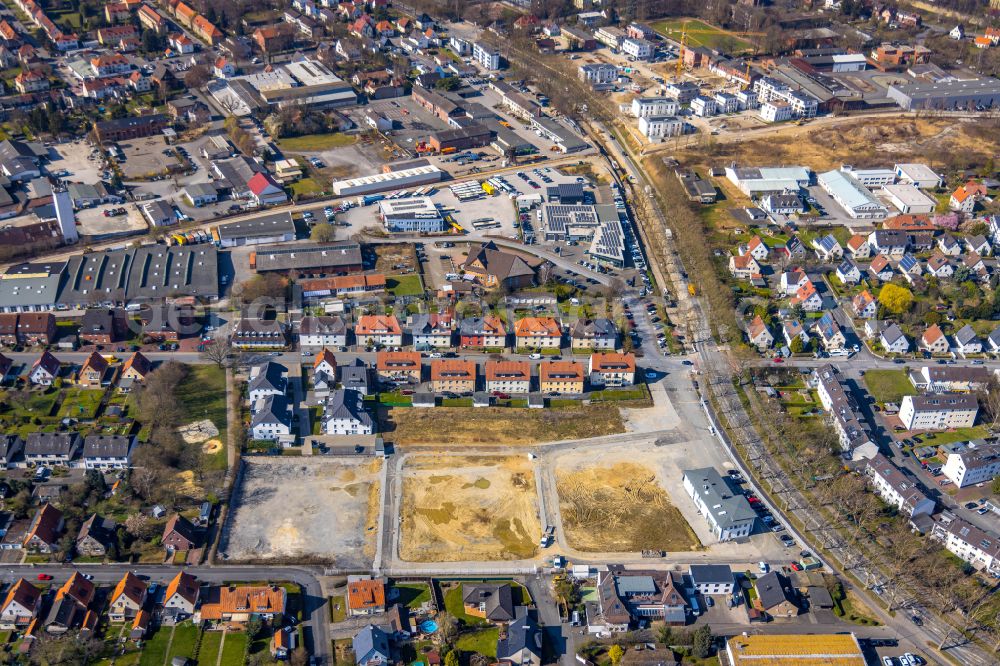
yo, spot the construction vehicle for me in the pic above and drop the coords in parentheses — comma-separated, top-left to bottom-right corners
(688, 284, 697, 296)
(499, 120, 511, 128)
(440, 146, 457, 154)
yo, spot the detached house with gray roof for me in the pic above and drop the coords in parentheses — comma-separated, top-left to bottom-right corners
(954, 325, 982, 355)
(462, 584, 515, 622)
(323, 389, 374, 435)
(496, 608, 542, 666)
(880, 324, 910, 354)
(248, 361, 287, 402)
(352, 625, 390, 666)
(570, 318, 617, 351)
(250, 394, 292, 441)
(682, 467, 756, 542)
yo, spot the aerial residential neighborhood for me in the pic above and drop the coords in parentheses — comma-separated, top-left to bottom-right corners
(0, 0, 996, 664)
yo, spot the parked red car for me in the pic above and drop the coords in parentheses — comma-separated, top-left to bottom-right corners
(36, 574, 53, 581)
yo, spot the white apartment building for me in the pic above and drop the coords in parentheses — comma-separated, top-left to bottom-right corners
(864, 454, 935, 517)
(932, 518, 1000, 575)
(595, 26, 625, 49)
(840, 165, 896, 187)
(753, 76, 818, 119)
(691, 95, 717, 117)
(472, 41, 500, 70)
(715, 92, 739, 114)
(759, 100, 792, 123)
(813, 365, 877, 458)
(682, 468, 757, 542)
(620, 37, 653, 59)
(631, 97, 678, 118)
(900, 394, 978, 431)
(579, 63, 617, 85)
(639, 116, 683, 140)
(736, 89, 758, 110)
(942, 442, 1000, 488)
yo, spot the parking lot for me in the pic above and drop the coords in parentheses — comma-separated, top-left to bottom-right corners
(49, 139, 107, 185)
(117, 135, 178, 180)
(74, 203, 148, 240)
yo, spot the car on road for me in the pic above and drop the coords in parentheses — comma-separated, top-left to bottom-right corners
(37, 574, 53, 581)
(911, 615, 923, 626)
(977, 507, 990, 515)
(529, 353, 542, 359)
(644, 370, 656, 379)
(790, 562, 802, 571)
(758, 561, 769, 573)
(965, 501, 979, 509)
(772, 357, 784, 363)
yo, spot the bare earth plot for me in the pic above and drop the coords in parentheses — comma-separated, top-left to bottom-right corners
(555, 458, 701, 553)
(400, 455, 540, 562)
(384, 405, 625, 445)
(222, 458, 380, 566)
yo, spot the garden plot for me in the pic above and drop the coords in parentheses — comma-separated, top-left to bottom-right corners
(399, 455, 541, 562)
(221, 458, 381, 566)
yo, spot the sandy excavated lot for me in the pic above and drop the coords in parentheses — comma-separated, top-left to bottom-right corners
(400, 455, 540, 562)
(222, 458, 380, 566)
(553, 452, 701, 554)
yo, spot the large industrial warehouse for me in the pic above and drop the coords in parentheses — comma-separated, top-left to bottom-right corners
(887, 77, 1000, 111)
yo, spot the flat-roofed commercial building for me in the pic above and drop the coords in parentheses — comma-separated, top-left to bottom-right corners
(817, 169, 889, 219)
(726, 634, 865, 666)
(888, 76, 1000, 110)
(377, 197, 445, 233)
(56, 246, 219, 306)
(250, 242, 362, 275)
(213, 212, 296, 248)
(0, 262, 65, 313)
(881, 182, 936, 215)
(725, 166, 811, 196)
(332, 166, 444, 197)
(428, 125, 492, 152)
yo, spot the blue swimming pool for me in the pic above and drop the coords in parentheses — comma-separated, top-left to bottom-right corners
(420, 620, 438, 633)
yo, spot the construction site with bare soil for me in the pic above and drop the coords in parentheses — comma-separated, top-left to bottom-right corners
(669, 116, 1000, 174)
(555, 459, 701, 554)
(399, 455, 541, 562)
(220, 458, 381, 567)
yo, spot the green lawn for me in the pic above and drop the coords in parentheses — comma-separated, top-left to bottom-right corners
(169, 623, 201, 661)
(138, 626, 173, 666)
(914, 426, 990, 447)
(387, 274, 425, 297)
(56, 388, 105, 419)
(290, 176, 326, 198)
(219, 632, 248, 666)
(177, 364, 228, 470)
(279, 133, 358, 152)
(394, 582, 431, 608)
(443, 585, 491, 627)
(864, 369, 917, 405)
(456, 628, 499, 657)
(197, 631, 224, 665)
(330, 595, 347, 623)
(650, 18, 753, 52)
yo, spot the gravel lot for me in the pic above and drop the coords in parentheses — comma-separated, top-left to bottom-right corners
(220, 457, 381, 566)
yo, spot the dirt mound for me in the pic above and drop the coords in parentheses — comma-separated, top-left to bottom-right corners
(202, 439, 223, 455)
